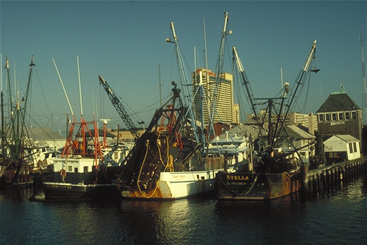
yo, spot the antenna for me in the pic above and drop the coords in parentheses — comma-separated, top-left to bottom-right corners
(13, 60, 16, 100)
(158, 64, 162, 107)
(194, 46, 197, 72)
(77, 55, 84, 116)
(52, 57, 75, 117)
(203, 17, 208, 69)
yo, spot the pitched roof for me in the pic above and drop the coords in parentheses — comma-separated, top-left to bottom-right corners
(324, 134, 359, 143)
(283, 124, 316, 140)
(316, 92, 361, 113)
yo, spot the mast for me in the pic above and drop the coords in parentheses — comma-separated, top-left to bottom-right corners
(4, 57, 17, 159)
(166, 22, 200, 144)
(232, 46, 257, 120)
(208, 12, 231, 141)
(276, 40, 318, 140)
(76, 55, 86, 155)
(52, 57, 75, 121)
(52, 57, 77, 157)
(284, 40, 317, 117)
(77, 55, 84, 117)
(0, 54, 3, 163)
(20, 56, 35, 140)
(158, 64, 162, 107)
(360, 31, 367, 124)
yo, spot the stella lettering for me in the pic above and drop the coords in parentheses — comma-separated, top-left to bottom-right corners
(226, 175, 249, 181)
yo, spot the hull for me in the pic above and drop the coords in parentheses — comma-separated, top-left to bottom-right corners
(43, 182, 120, 201)
(120, 170, 218, 199)
(215, 171, 301, 200)
(1, 166, 33, 185)
(41, 157, 120, 201)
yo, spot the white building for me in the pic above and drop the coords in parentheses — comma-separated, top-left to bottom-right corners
(323, 134, 361, 162)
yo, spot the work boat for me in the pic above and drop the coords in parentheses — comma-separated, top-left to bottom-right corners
(215, 41, 319, 200)
(115, 85, 222, 199)
(42, 118, 126, 201)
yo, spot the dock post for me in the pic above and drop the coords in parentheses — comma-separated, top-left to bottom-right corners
(301, 163, 309, 192)
(321, 170, 326, 192)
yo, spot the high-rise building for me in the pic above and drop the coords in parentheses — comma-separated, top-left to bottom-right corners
(192, 68, 237, 126)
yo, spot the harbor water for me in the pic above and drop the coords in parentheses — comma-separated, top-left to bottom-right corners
(1, 177, 366, 245)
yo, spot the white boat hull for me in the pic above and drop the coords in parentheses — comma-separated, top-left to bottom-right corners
(121, 170, 219, 199)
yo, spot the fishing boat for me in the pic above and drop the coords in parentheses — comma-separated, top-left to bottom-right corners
(41, 114, 131, 200)
(215, 41, 319, 200)
(40, 57, 125, 201)
(0, 56, 48, 185)
(114, 83, 221, 199)
(115, 13, 233, 200)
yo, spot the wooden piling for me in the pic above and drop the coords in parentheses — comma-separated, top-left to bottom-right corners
(303, 156, 367, 197)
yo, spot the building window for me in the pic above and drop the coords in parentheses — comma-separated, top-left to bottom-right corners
(352, 111, 357, 120)
(338, 113, 344, 120)
(68, 166, 72, 172)
(84, 166, 88, 173)
(353, 142, 357, 152)
(349, 143, 353, 153)
(326, 114, 331, 121)
(345, 112, 350, 120)
(319, 114, 324, 122)
(332, 113, 337, 121)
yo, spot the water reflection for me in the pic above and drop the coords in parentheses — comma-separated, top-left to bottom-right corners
(0, 177, 366, 244)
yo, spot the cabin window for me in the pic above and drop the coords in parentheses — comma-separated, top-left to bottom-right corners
(349, 143, 353, 153)
(353, 142, 357, 152)
(68, 166, 72, 172)
(74, 168, 78, 173)
(345, 112, 350, 120)
(114, 152, 119, 159)
(325, 114, 331, 121)
(352, 111, 357, 120)
(338, 113, 344, 120)
(318, 114, 324, 122)
(332, 113, 337, 121)
(84, 166, 88, 172)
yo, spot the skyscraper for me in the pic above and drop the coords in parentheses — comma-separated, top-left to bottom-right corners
(192, 68, 238, 126)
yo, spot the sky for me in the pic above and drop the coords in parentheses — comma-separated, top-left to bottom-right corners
(1, 0, 366, 136)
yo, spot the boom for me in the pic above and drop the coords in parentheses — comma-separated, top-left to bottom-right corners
(98, 75, 140, 140)
(232, 46, 257, 120)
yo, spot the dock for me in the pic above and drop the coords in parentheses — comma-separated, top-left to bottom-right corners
(302, 156, 367, 198)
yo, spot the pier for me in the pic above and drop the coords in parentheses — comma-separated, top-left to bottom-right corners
(302, 156, 367, 198)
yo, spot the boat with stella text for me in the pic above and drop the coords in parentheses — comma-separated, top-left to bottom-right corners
(215, 41, 319, 200)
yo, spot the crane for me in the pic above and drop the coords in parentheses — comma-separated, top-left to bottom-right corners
(98, 75, 140, 140)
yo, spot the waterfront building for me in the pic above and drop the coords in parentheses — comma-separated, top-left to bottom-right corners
(323, 134, 361, 162)
(288, 112, 318, 135)
(281, 124, 316, 161)
(192, 68, 238, 126)
(316, 88, 363, 156)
